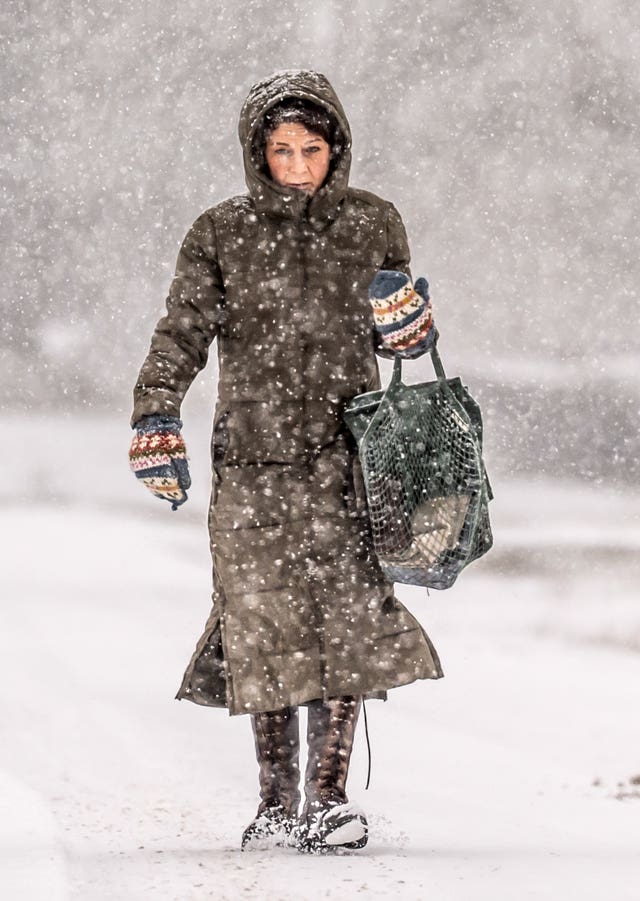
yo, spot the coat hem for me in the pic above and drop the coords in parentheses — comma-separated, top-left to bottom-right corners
(174, 664, 444, 716)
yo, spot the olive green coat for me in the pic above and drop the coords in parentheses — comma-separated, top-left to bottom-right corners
(132, 70, 442, 715)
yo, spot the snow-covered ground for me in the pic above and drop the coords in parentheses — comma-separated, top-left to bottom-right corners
(2, 415, 640, 900)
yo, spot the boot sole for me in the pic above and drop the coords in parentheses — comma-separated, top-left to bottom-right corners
(324, 817, 368, 847)
(297, 803, 369, 853)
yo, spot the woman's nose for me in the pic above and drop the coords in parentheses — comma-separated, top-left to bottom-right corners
(290, 152, 309, 175)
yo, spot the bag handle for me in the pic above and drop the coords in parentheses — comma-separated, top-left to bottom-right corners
(391, 341, 447, 386)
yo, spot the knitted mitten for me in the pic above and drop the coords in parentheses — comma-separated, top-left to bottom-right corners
(129, 415, 191, 510)
(369, 270, 436, 358)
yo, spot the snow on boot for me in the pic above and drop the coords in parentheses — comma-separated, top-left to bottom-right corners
(241, 705, 301, 851)
(241, 803, 296, 851)
(295, 696, 368, 854)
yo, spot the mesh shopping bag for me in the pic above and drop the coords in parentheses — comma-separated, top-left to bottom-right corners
(344, 346, 493, 589)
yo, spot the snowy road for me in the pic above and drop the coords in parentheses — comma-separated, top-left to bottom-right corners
(2, 442, 640, 899)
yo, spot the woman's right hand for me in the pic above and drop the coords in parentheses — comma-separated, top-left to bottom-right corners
(128, 415, 191, 510)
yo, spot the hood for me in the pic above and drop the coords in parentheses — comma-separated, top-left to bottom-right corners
(238, 70, 352, 225)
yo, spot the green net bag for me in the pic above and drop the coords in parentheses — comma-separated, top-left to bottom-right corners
(344, 346, 493, 589)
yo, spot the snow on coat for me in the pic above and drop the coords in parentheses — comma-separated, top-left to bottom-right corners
(132, 70, 443, 715)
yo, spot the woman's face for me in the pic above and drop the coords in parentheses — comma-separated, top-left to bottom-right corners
(265, 122, 331, 196)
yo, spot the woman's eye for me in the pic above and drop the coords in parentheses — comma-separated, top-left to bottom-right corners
(306, 146, 320, 154)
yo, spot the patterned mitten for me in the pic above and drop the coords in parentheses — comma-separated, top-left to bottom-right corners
(369, 270, 437, 358)
(129, 415, 191, 510)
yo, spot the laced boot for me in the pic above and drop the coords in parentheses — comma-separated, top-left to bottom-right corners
(296, 696, 368, 853)
(241, 705, 301, 850)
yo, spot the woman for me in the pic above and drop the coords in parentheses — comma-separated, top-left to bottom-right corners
(129, 70, 442, 853)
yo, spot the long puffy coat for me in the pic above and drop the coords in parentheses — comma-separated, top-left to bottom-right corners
(132, 71, 443, 715)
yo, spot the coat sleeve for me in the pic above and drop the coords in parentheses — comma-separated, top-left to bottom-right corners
(382, 203, 412, 278)
(374, 203, 414, 359)
(131, 212, 225, 426)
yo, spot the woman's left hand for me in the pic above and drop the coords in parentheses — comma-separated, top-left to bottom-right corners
(369, 270, 436, 358)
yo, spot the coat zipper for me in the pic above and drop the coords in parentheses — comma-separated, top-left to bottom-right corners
(298, 217, 328, 697)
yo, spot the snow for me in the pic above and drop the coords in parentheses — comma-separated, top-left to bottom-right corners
(4, 2, 640, 894)
(0, 771, 67, 900)
(2, 416, 639, 900)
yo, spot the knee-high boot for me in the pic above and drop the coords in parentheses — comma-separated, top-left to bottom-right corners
(297, 696, 368, 853)
(241, 705, 301, 850)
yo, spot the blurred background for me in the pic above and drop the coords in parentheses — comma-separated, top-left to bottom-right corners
(3, 0, 639, 484)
